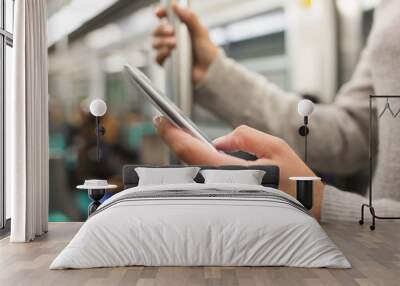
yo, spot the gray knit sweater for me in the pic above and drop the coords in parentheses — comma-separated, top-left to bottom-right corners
(194, 0, 400, 221)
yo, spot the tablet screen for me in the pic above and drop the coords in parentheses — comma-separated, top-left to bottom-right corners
(124, 64, 217, 152)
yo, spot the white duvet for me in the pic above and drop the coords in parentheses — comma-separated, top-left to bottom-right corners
(50, 183, 350, 269)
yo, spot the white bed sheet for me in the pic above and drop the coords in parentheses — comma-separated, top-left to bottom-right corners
(50, 183, 350, 269)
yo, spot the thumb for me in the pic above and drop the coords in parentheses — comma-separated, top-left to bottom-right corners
(172, 3, 205, 36)
(213, 125, 285, 159)
(154, 116, 244, 166)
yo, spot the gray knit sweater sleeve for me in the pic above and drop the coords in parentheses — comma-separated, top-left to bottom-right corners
(321, 185, 400, 222)
(194, 49, 376, 175)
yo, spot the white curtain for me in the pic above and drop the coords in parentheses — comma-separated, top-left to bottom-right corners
(7, 0, 49, 242)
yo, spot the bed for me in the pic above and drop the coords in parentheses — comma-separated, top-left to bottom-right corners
(50, 165, 350, 269)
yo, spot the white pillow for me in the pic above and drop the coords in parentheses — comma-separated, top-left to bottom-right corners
(135, 167, 200, 186)
(200, 169, 266, 185)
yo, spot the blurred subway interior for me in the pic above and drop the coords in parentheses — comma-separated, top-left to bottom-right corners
(47, 0, 380, 221)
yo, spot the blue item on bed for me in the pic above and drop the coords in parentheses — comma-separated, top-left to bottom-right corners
(100, 192, 113, 204)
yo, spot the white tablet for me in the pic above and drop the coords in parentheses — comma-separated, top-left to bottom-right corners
(124, 64, 217, 152)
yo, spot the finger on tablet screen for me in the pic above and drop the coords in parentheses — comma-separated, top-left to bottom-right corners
(154, 116, 245, 166)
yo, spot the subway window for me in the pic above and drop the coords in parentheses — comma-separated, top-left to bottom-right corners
(192, 7, 288, 139)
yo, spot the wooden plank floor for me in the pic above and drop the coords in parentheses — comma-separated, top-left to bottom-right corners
(0, 222, 399, 286)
